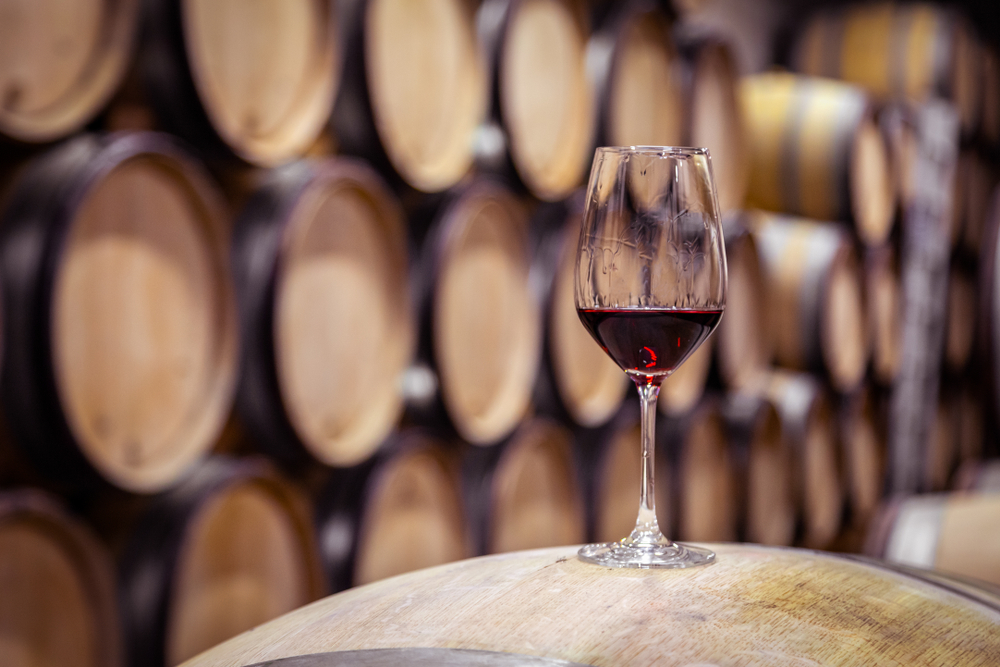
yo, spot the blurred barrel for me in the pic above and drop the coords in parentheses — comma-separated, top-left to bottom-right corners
(232, 158, 413, 468)
(181, 544, 1000, 667)
(0, 0, 138, 143)
(751, 212, 869, 393)
(531, 197, 628, 428)
(333, 0, 484, 191)
(945, 262, 976, 374)
(839, 388, 884, 528)
(409, 180, 540, 446)
(926, 393, 958, 492)
(588, 2, 683, 150)
(465, 418, 585, 555)
(0, 489, 121, 667)
(119, 457, 324, 667)
(317, 431, 467, 593)
(144, 0, 339, 166)
(478, 0, 593, 201)
(866, 492, 1000, 587)
(722, 392, 795, 546)
(713, 213, 769, 392)
(792, 2, 981, 136)
(679, 36, 748, 213)
(959, 151, 997, 254)
(978, 185, 1000, 425)
(0, 133, 237, 493)
(741, 73, 895, 246)
(982, 46, 1000, 148)
(865, 245, 902, 384)
(765, 371, 843, 549)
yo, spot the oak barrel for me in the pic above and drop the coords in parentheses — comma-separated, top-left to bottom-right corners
(588, 2, 683, 152)
(792, 2, 981, 136)
(944, 262, 976, 373)
(0, 132, 237, 493)
(838, 388, 885, 529)
(751, 212, 869, 393)
(409, 180, 540, 446)
(657, 323, 714, 417)
(531, 197, 627, 428)
(866, 492, 1000, 588)
(741, 72, 895, 246)
(119, 456, 324, 667)
(477, 0, 593, 201)
(317, 430, 467, 593)
(333, 0, 485, 192)
(925, 393, 959, 492)
(0, 0, 138, 143)
(180, 544, 1000, 667)
(143, 0, 339, 166)
(0, 489, 121, 667)
(232, 158, 413, 468)
(865, 244, 902, 384)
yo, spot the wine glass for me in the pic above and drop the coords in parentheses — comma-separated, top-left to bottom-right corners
(575, 146, 727, 568)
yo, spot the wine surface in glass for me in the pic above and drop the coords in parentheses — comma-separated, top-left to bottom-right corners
(577, 308, 722, 383)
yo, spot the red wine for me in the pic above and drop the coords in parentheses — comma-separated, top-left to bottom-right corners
(577, 308, 723, 384)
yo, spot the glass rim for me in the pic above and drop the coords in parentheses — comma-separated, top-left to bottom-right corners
(595, 145, 710, 157)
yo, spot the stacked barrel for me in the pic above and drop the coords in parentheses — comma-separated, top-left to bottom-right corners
(1, 1, 999, 665)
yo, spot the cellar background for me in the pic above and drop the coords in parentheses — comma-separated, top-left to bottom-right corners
(1, 1, 999, 666)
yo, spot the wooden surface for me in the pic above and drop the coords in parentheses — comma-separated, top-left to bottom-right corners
(181, 544, 1000, 667)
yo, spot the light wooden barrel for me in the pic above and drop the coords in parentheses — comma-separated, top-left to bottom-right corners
(181, 544, 1000, 667)
(679, 36, 749, 213)
(721, 392, 795, 546)
(865, 244, 902, 384)
(741, 72, 895, 246)
(866, 492, 1000, 588)
(408, 180, 540, 446)
(0, 132, 237, 493)
(464, 418, 586, 555)
(333, 0, 484, 192)
(143, 0, 339, 166)
(765, 370, 844, 550)
(232, 158, 413, 468)
(0, 0, 138, 143)
(478, 0, 594, 201)
(0, 489, 121, 667)
(838, 388, 885, 529)
(531, 197, 628, 428)
(588, 2, 683, 151)
(944, 262, 977, 373)
(316, 430, 467, 593)
(119, 457, 324, 667)
(751, 212, 869, 393)
(792, 2, 981, 136)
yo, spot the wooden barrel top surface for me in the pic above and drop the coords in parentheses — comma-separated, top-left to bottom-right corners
(182, 544, 1000, 667)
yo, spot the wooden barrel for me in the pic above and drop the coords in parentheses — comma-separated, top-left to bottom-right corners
(866, 492, 1000, 587)
(464, 418, 585, 555)
(792, 3, 982, 136)
(0, 489, 121, 667)
(333, 0, 484, 192)
(978, 184, 1000, 426)
(588, 2, 683, 151)
(143, 0, 339, 166)
(119, 456, 324, 667)
(959, 150, 997, 255)
(926, 392, 959, 492)
(721, 392, 795, 546)
(657, 338, 713, 417)
(750, 212, 869, 393)
(477, 0, 593, 201)
(316, 430, 467, 593)
(865, 244, 902, 385)
(181, 544, 1000, 667)
(679, 36, 749, 213)
(765, 371, 844, 550)
(838, 388, 885, 529)
(982, 45, 1000, 148)
(232, 158, 413, 468)
(408, 180, 540, 446)
(0, 132, 237, 493)
(741, 72, 895, 246)
(712, 212, 769, 392)
(955, 384, 985, 466)
(0, 0, 138, 143)
(945, 262, 977, 373)
(531, 197, 628, 428)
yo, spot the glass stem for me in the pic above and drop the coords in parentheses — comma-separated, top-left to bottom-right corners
(628, 380, 668, 547)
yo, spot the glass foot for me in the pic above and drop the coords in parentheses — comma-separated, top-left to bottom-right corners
(578, 540, 715, 569)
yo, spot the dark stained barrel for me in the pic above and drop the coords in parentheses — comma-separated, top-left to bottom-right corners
(0, 489, 121, 667)
(0, 0, 139, 143)
(0, 132, 237, 493)
(143, 0, 340, 166)
(232, 158, 413, 468)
